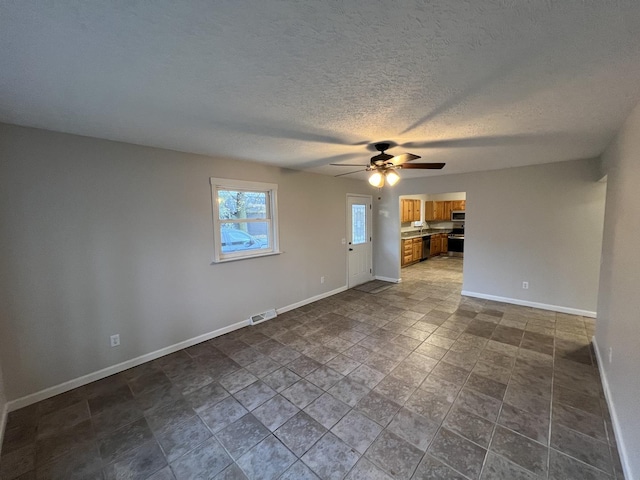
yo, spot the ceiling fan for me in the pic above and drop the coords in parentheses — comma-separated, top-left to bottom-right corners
(330, 142, 445, 187)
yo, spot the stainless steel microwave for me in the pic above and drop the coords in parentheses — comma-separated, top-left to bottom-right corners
(451, 210, 465, 222)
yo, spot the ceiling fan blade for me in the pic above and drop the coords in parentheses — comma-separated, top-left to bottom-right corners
(330, 163, 370, 167)
(388, 153, 421, 165)
(400, 163, 446, 170)
(334, 169, 367, 177)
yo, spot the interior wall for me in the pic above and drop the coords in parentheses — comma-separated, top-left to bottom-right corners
(0, 357, 6, 447)
(0, 123, 371, 401)
(375, 158, 606, 313)
(596, 101, 640, 479)
(426, 192, 466, 202)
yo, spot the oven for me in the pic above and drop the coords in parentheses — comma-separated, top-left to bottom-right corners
(448, 224, 464, 257)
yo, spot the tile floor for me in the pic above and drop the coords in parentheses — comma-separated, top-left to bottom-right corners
(0, 257, 625, 480)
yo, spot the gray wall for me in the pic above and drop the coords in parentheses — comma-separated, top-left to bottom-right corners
(0, 357, 6, 446)
(597, 102, 640, 479)
(0, 123, 370, 401)
(375, 159, 606, 313)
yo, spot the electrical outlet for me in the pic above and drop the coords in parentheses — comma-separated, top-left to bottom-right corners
(110, 334, 120, 347)
(608, 347, 613, 363)
(522, 281, 529, 289)
(320, 276, 325, 284)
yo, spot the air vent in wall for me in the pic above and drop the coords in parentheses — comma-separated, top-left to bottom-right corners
(249, 308, 277, 325)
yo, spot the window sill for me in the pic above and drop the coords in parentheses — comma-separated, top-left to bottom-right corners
(211, 251, 283, 264)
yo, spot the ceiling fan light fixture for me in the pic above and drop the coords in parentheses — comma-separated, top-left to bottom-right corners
(386, 169, 400, 186)
(368, 171, 384, 188)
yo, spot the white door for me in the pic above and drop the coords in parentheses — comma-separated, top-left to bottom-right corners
(347, 194, 373, 288)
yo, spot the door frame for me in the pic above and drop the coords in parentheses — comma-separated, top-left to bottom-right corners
(346, 193, 374, 288)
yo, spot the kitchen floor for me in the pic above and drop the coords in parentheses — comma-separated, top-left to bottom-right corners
(0, 258, 624, 480)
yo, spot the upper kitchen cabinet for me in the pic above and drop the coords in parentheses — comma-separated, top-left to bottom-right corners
(424, 201, 435, 221)
(425, 200, 466, 221)
(451, 200, 466, 211)
(425, 200, 448, 221)
(401, 199, 421, 222)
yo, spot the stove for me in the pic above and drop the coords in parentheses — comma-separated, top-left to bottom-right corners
(448, 223, 465, 256)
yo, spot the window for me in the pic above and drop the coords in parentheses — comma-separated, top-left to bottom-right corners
(210, 178, 279, 262)
(351, 204, 367, 245)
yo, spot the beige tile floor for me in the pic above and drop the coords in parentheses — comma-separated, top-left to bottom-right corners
(0, 257, 625, 479)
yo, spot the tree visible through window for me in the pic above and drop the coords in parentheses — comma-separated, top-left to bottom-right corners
(210, 178, 279, 262)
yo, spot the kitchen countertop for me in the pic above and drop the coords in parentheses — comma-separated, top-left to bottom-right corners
(400, 229, 453, 239)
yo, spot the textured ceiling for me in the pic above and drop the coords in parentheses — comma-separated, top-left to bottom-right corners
(2, 1, 640, 179)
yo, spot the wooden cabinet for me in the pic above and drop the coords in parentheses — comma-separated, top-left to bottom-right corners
(425, 200, 465, 221)
(428, 233, 449, 257)
(402, 239, 414, 266)
(412, 238, 422, 262)
(401, 237, 423, 266)
(404, 232, 449, 264)
(451, 200, 466, 211)
(424, 201, 435, 221)
(401, 199, 421, 223)
(426, 200, 448, 221)
(440, 202, 449, 221)
(401, 201, 410, 223)
(430, 234, 440, 256)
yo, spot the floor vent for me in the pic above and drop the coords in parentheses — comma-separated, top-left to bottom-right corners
(249, 308, 277, 325)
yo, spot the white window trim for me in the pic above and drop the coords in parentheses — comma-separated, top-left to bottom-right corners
(210, 177, 280, 263)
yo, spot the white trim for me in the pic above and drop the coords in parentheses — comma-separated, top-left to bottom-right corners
(592, 337, 634, 480)
(210, 251, 282, 264)
(375, 276, 402, 283)
(277, 286, 348, 314)
(0, 402, 7, 450)
(460, 290, 596, 318)
(6, 319, 250, 412)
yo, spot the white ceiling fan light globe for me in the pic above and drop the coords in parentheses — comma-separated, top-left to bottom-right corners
(368, 171, 384, 187)
(386, 169, 400, 186)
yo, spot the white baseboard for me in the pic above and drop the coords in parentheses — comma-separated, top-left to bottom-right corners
(592, 337, 634, 480)
(277, 286, 348, 314)
(6, 319, 250, 412)
(375, 276, 402, 283)
(460, 290, 596, 318)
(0, 401, 7, 451)
(5, 286, 352, 413)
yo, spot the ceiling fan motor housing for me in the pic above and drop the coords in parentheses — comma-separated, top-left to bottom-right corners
(371, 152, 394, 165)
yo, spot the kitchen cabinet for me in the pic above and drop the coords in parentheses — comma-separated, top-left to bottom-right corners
(425, 200, 465, 221)
(442, 201, 453, 221)
(426, 201, 449, 221)
(401, 237, 423, 266)
(424, 201, 436, 221)
(430, 234, 440, 256)
(412, 238, 422, 262)
(429, 233, 448, 256)
(451, 200, 466, 211)
(401, 199, 421, 223)
(402, 239, 414, 266)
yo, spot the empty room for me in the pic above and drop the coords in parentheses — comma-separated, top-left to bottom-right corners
(1, 1, 639, 480)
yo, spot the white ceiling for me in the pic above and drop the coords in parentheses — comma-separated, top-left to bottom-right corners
(2, 1, 640, 180)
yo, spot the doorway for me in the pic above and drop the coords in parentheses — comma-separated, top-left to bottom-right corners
(347, 194, 373, 288)
(399, 192, 466, 283)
